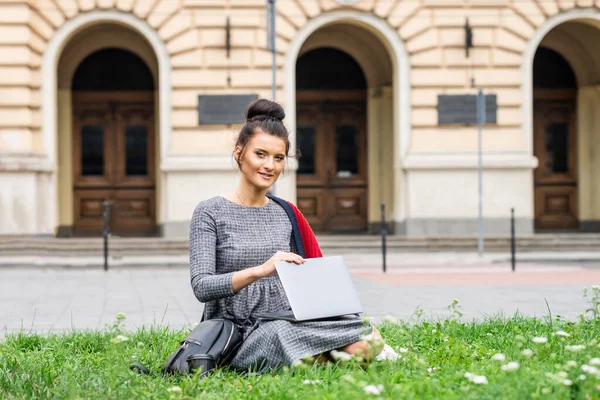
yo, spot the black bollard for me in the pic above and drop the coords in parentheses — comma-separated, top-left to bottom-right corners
(510, 208, 516, 272)
(103, 200, 111, 271)
(381, 203, 387, 273)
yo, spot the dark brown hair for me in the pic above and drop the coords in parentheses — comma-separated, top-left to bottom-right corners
(234, 99, 291, 168)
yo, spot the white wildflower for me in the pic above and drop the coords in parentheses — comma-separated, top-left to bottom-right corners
(556, 371, 569, 379)
(330, 350, 353, 361)
(589, 358, 600, 365)
(303, 380, 321, 385)
(427, 367, 438, 373)
(581, 365, 600, 376)
(110, 335, 129, 344)
(382, 315, 398, 324)
(363, 384, 384, 395)
(398, 347, 409, 353)
(541, 388, 551, 395)
(532, 337, 548, 344)
(375, 344, 400, 362)
(115, 312, 127, 321)
(501, 362, 520, 371)
(566, 345, 585, 352)
(464, 372, 488, 385)
(432, 329, 437, 334)
(592, 285, 600, 290)
(486, 333, 493, 337)
(563, 379, 573, 386)
(521, 349, 534, 358)
(578, 374, 587, 381)
(167, 386, 182, 393)
(566, 360, 578, 368)
(553, 331, 570, 337)
(491, 353, 506, 362)
(341, 375, 356, 383)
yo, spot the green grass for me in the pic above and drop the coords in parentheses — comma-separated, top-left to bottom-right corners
(2, 312, 600, 400)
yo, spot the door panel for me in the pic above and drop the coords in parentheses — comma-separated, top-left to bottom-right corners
(73, 189, 113, 234)
(534, 95, 578, 230)
(297, 188, 327, 232)
(296, 95, 368, 232)
(535, 186, 577, 229)
(114, 102, 155, 187)
(111, 189, 156, 236)
(72, 92, 156, 237)
(326, 188, 368, 232)
(72, 104, 113, 188)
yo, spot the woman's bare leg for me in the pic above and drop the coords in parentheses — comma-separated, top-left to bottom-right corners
(340, 327, 383, 361)
(309, 327, 383, 365)
(313, 353, 331, 365)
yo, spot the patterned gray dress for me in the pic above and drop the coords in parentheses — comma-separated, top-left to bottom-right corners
(189, 196, 371, 372)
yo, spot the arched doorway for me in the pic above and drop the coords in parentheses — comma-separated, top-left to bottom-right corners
(71, 48, 157, 236)
(295, 47, 368, 232)
(293, 20, 395, 234)
(533, 47, 578, 231)
(531, 19, 600, 232)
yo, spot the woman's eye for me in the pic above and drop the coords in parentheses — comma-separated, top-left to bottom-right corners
(256, 152, 265, 157)
(276, 156, 284, 161)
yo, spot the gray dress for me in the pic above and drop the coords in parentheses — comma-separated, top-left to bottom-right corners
(189, 196, 371, 372)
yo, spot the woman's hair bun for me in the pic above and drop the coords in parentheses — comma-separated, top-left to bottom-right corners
(246, 98, 285, 123)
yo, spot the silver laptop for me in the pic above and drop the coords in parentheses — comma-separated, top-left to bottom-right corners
(256, 255, 363, 322)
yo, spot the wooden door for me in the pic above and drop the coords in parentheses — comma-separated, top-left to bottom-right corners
(533, 90, 578, 230)
(72, 92, 156, 237)
(296, 92, 368, 232)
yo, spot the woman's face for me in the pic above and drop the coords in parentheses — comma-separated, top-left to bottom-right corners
(236, 130, 287, 190)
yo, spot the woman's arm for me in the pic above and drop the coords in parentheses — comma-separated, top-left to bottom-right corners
(189, 205, 237, 303)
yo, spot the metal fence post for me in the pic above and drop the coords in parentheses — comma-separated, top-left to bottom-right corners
(511, 208, 516, 272)
(381, 203, 387, 273)
(103, 200, 111, 271)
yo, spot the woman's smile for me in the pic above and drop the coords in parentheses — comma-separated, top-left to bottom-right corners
(259, 172, 274, 180)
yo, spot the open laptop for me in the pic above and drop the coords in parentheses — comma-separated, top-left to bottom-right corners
(255, 255, 363, 322)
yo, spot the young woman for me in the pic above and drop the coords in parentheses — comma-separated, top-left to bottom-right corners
(189, 98, 384, 372)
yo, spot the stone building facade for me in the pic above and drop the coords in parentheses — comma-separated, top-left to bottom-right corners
(1, 0, 600, 237)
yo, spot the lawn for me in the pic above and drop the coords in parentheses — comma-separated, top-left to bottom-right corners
(2, 287, 600, 399)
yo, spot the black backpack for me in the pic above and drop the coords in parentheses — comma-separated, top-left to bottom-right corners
(161, 319, 244, 377)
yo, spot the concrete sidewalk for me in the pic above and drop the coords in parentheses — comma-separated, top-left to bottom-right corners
(3, 250, 600, 270)
(2, 259, 599, 337)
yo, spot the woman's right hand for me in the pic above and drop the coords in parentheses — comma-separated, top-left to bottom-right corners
(256, 251, 305, 278)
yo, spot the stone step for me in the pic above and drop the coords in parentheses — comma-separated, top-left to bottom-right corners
(2, 234, 600, 256)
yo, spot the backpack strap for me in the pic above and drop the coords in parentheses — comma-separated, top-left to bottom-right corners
(266, 194, 306, 258)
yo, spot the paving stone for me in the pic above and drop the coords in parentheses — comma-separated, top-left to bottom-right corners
(1, 257, 600, 337)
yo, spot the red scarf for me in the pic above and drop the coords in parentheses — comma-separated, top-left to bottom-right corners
(287, 201, 323, 259)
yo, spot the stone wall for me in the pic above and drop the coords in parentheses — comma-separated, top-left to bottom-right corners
(1, 0, 600, 235)
(3, 0, 596, 157)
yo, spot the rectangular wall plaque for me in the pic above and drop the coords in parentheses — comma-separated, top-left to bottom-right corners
(197, 94, 258, 125)
(437, 94, 497, 125)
